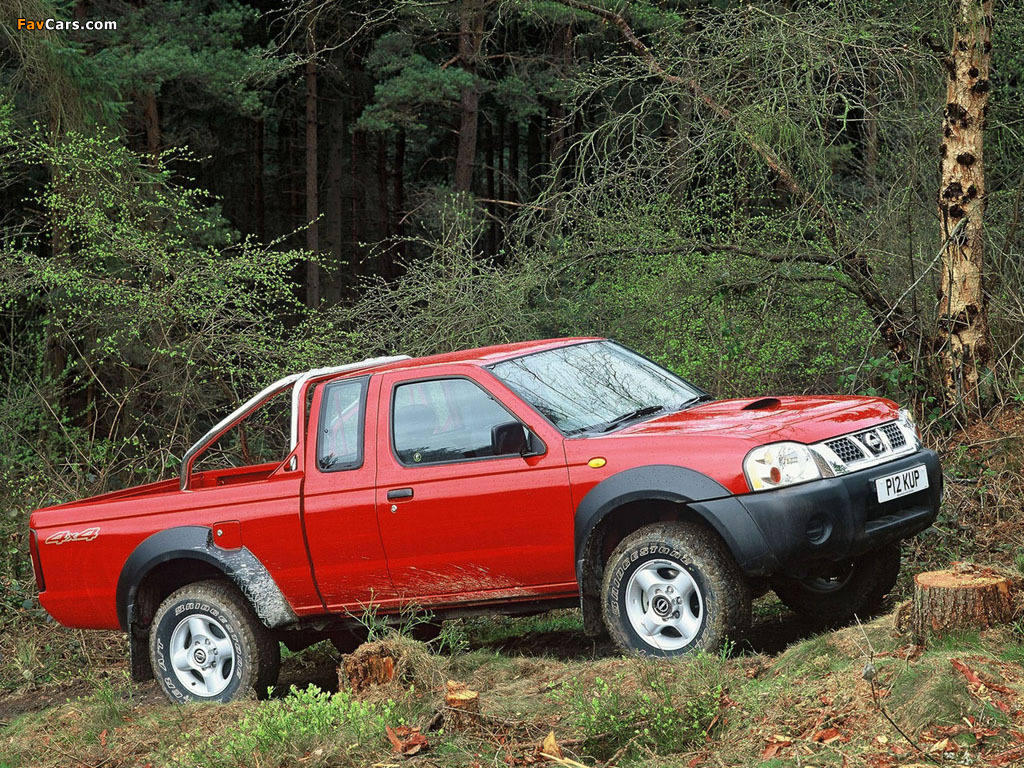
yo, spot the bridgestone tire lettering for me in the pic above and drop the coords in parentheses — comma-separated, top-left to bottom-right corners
(601, 521, 751, 658)
(149, 580, 280, 704)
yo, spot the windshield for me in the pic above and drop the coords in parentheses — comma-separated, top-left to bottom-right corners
(490, 341, 705, 435)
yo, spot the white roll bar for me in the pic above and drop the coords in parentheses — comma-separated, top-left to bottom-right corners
(179, 355, 409, 490)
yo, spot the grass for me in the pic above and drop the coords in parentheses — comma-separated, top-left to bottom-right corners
(459, 609, 584, 646)
(186, 685, 404, 768)
(556, 654, 731, 760)
(5, 610, 1024, 768)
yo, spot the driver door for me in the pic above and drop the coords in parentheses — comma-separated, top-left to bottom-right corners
(374, 368, 576, 602)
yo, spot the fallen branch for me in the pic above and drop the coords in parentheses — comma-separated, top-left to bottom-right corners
(855, 617, 940, 765)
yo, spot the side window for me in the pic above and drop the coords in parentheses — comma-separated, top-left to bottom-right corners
(317, 378, 368, 471)
(392, 378, 519, 465)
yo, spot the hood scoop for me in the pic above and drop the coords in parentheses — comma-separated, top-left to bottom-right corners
(742, 397, 781, 411)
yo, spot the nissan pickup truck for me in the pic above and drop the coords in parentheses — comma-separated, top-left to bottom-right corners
(28, 338, 942, 703)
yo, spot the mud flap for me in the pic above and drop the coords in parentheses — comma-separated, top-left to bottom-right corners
(129, 621, 154, 682)
(580, 593, 605, 637)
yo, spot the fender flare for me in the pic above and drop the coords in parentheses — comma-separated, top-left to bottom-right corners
(573, 465, 774, 583)
(115, 526, 299, 631)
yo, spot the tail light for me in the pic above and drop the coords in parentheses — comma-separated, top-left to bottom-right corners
(28, 529, 45, 592)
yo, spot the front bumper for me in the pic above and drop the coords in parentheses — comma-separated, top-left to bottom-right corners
(695, 449, 941, 576)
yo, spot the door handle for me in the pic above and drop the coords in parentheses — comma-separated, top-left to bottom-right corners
(387, 487, 414, 501)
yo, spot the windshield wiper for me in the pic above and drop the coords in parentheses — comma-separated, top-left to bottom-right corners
(593, 404, 667, 433)
(678, 393, 714, 409)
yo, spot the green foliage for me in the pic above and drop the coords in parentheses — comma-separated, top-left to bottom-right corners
(0, 115, 324, 488)
(0, 100, 349, 641)
(89, 673, 133, 733)
(558, 657, 725, 759)
(335, 198, 543, 356)
(188, 685, 399, 768)
(359, 32, 475, 133)
(99, 0, 285, 117)
(432, 620, 471, 655)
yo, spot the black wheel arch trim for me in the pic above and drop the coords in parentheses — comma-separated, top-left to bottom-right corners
(115, 526, 299, 632)
(573, 464, 775, 585)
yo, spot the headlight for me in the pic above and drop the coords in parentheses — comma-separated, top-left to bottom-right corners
(897, 407, 919, 438)
(744, 442, 822, 492)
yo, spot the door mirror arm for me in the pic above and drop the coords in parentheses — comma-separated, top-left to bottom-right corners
(491, 421, 546, 458)
(521, 429, 545, 458)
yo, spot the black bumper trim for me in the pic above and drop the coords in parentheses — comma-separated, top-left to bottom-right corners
(721, 448, 942, 575)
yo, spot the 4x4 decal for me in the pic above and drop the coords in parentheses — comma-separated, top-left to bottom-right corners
(44, 527, 100, 545)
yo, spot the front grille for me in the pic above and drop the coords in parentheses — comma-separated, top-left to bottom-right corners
(881, 422, 906, 448)
(825, 437, 865, 464)
(817, 420, 915, 471)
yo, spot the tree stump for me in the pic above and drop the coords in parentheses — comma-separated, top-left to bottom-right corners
(340, 642, 397, 692)
(444, 680, 480, 729)
(910, 565, 1014, 643)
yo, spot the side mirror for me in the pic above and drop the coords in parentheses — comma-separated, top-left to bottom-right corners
(491, 421, 544, 457)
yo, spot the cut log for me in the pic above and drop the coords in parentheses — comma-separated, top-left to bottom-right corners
(340, 642, 397, 692)
(910, 565, 1014, 643)
(444, 680, 480, 729)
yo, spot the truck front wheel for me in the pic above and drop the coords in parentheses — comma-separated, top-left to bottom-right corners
(149, 580, 280, 704)
(771, 543, 901, 623)
(601, 521, 750, 657)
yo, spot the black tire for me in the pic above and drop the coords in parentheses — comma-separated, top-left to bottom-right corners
(329, 627, 368, 655)
(771, 543, 902, 623)
(150, 579, 280, 704)
(601, 521, 751, 657)
(408, 620, 442, 642)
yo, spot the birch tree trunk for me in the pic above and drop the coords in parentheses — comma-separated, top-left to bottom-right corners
(936, 0, 994, 410)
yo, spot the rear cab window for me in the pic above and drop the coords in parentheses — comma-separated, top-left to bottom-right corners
(316, 377, 369, 471)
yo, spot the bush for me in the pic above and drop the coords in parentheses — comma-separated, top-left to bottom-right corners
(188, 685, 400, 768)
(558, 656, 726, 760)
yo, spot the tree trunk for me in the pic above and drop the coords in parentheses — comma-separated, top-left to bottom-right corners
(142, 91, 160, 165)
(253, 117, 265, 241)
(377, 133, 390, 239)
(485, 120, 496, 255)
(935, 0, 994, 411)
(325, 93, 345, 278)
(286, 109, 300, 239)
(497, 118, 506, 202)
(509, 120, 520, 201)
(305, 47, 321, 309)
(527, 114, 543, 198)
(393, 129, 406, 269)
(444, 680, 480, 729)
(454, 0, 485, 193)
(863, 60, 879, 201)
(910, 566, 1013, 643)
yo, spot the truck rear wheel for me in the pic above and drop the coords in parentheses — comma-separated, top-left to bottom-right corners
(149, 580, 280, 704)
(601, 521, 750, 657)
(771, 543, 902, 623)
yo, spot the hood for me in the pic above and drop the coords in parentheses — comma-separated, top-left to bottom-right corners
(610, 395, 898, 445)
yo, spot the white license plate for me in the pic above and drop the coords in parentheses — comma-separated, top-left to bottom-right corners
(875, 465, 928, 503)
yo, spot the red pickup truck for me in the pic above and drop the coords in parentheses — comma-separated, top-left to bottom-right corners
(28, 338, 941, 703)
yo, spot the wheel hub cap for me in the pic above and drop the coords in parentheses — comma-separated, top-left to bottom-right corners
(651, 594, 672, 616)
(624, 558, 704, 651)
(169, 615, 235, 697)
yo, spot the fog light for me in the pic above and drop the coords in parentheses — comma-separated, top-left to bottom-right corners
(806, 515, 832, 545)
